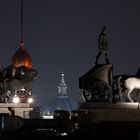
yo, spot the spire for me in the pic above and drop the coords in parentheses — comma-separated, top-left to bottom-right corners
(12, 0, 32, 68)
(57, 73, 68, 97)
(20, 0, 24, 41)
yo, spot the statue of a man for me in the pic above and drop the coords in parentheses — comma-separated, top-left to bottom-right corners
(95, 26, 109, 64)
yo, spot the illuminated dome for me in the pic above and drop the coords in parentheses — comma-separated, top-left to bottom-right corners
(12, 41, 32, 68)
(45, 73, 77, 116)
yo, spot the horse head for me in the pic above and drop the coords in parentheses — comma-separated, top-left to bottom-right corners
(14, 66, 27, 79)
(1, 64, 16, 79)
(23, 68, 38, 81)
(14, 66, 38, 81)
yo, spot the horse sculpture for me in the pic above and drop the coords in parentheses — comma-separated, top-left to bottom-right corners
(0, 65, 38, 103)
(124, 77, 140, 102)
(114, 68, 140, 102)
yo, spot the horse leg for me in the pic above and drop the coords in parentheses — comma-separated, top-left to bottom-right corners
(127, 89, 134, 102)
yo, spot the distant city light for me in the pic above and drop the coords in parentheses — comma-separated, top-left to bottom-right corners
(61, 132, 67, 136)
(13, 95, 20, 104)
(27, 97, 33, 103)
(42, 115, 54, 119)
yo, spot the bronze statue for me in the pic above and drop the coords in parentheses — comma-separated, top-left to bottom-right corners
(95, 26, 109, 64)
(0, 65, 38, 103)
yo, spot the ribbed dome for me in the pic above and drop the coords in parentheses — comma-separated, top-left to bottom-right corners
(12, 41, 32, 68)
(45, 73, 77, 116)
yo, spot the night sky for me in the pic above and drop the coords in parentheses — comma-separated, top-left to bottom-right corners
(0, 0, 140, 110)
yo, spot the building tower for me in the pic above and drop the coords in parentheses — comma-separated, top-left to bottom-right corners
(45, 73, 77, 117)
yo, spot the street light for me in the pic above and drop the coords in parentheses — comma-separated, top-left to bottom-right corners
(27, 97, 33, 103)
(13, 95, 20, 104)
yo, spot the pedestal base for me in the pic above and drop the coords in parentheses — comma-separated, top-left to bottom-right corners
(77, 102, 140, 122)
(0, 103, 33, 118)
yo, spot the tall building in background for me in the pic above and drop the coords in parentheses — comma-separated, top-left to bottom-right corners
(45, 73, 77, 117)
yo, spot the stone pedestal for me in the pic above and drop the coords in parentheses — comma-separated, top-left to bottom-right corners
(77, 102, 140, 123)
(0, 103, 33, 118)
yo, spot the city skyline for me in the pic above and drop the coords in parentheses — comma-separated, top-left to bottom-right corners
(0, 0, 140, 109)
